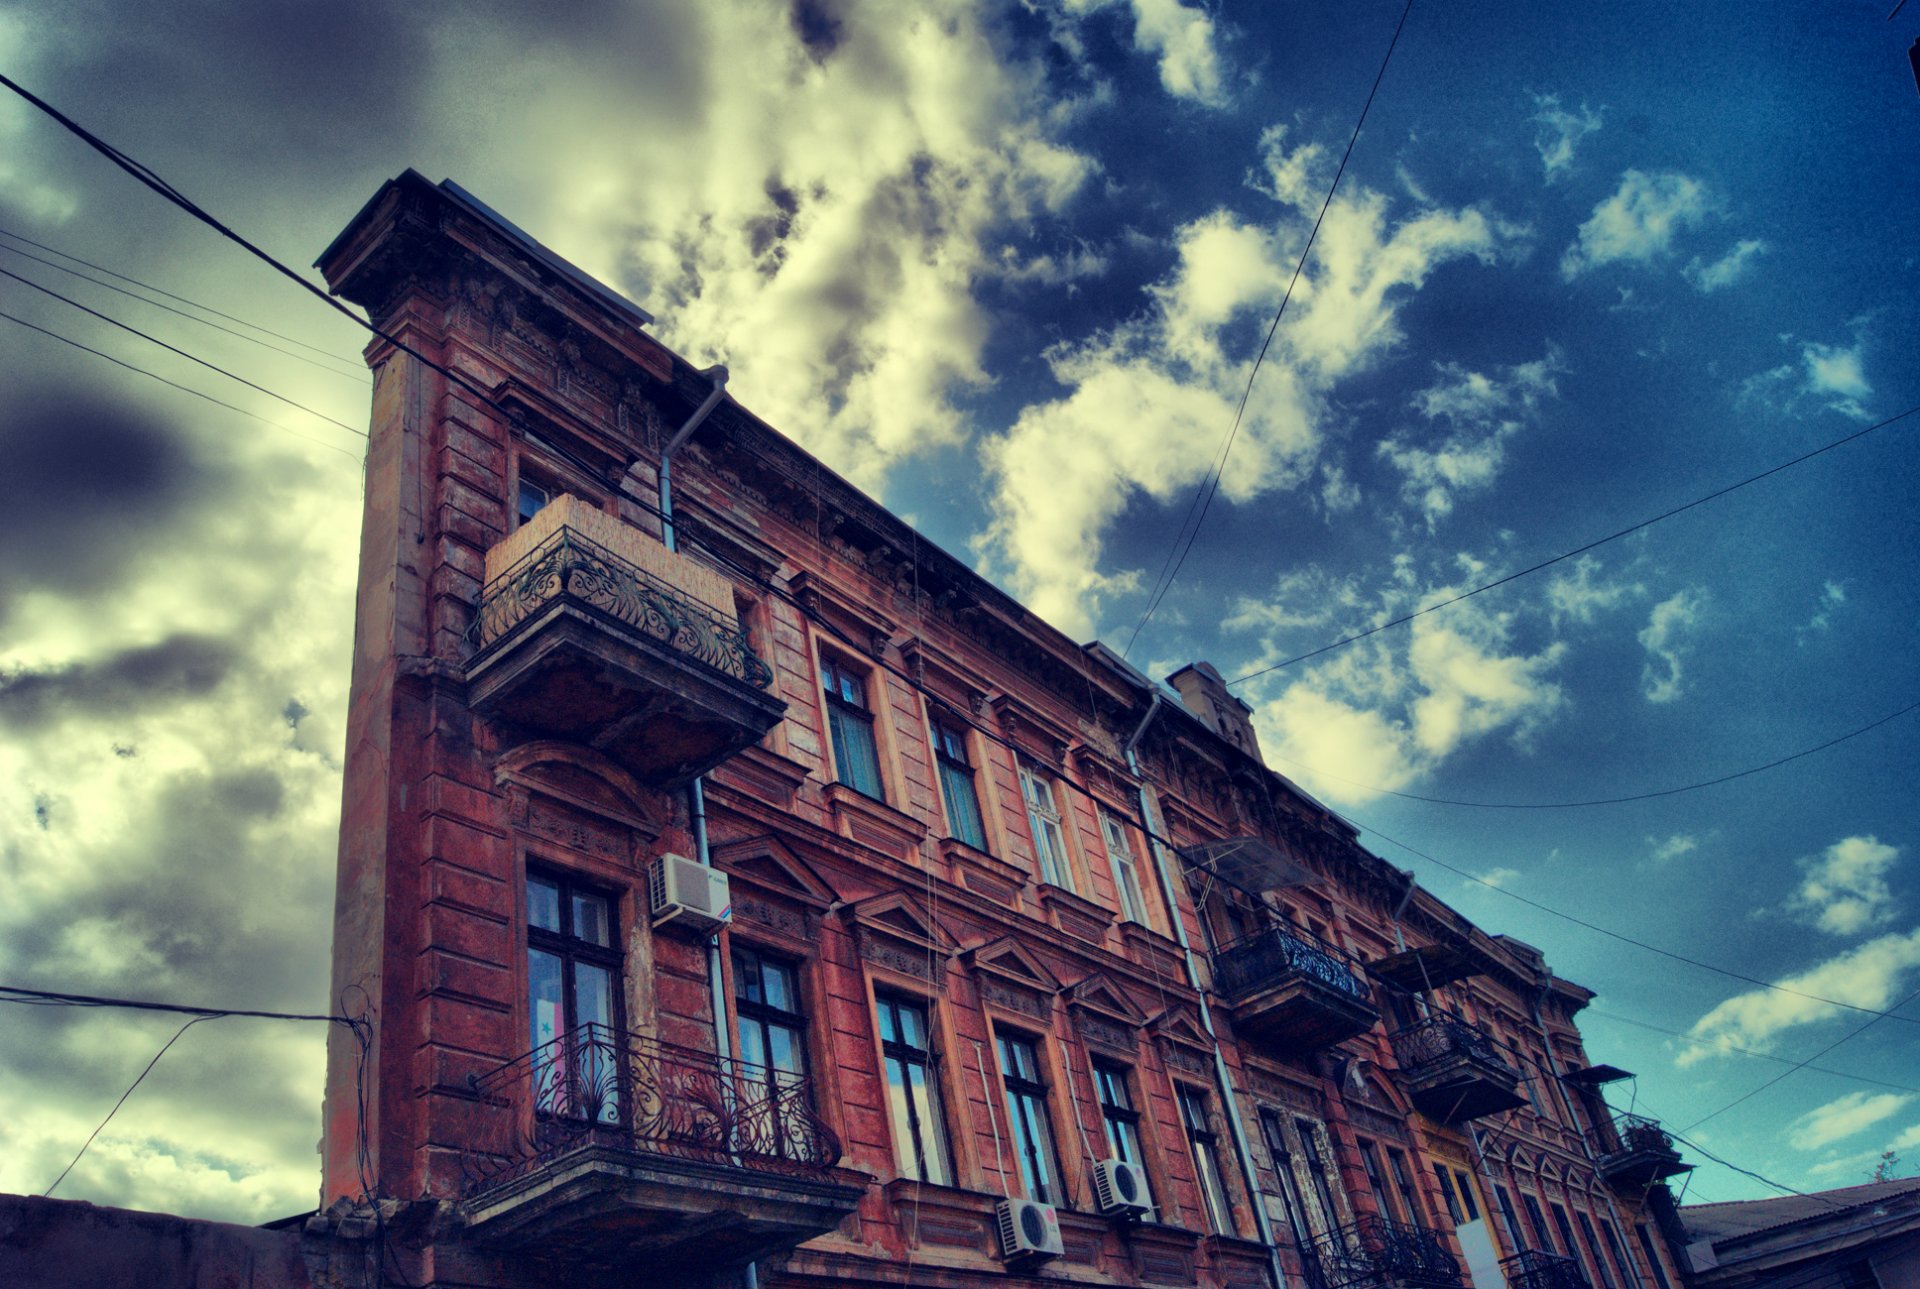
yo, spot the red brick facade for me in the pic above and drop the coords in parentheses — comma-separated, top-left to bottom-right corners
(307, 171, 1691, 1289)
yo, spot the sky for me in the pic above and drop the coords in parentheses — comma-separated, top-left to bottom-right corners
(0, 0, 1915, 1226)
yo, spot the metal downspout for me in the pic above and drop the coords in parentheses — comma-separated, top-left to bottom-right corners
(650, 366, 754, 1289)
(1124, 694, 1289, 1289)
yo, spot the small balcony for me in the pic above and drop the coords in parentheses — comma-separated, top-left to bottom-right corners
(462, 1024, 864, 1272)
(1500, 1249, 1590, 1289)
(1212, 924, 1379, 1052)
(464, 496, 784, 789)
(1388, 1013, 1526, 1123)
(1590, 1112, 1690, 1188)
(1299, 1214, 1463, 1289)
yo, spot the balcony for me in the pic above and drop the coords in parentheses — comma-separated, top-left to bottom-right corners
(1298, 1214, 1463, 1289)
(1590, 1112, 1690, 1188)
(1501, 1249, 1590, 1289)
(1212, 924, 1378, 1052)
(462, 1024, 864, 1272)
(1387, 1013, 1526, 1123)
(464, 496, 784, 789)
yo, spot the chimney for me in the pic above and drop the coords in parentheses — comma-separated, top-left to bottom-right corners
(1167, 662, 1262, 761)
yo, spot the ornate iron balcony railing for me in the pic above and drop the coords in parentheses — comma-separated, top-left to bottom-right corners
(1590, 1111, 1679, 1164)
(466, 525, 773, 690)
(1299, 1213, 1464, 1289)
(1500, 1248, 1590, 1289)
(464, 1023, 841, 1195)
(1389, 1011, 1512, 1076)
(1213, 923, 1370, 1004)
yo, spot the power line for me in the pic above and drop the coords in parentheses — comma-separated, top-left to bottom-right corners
(0, 983, 359, 1025)
(0, 306, 366, 462)
(1226, 402, 1920, 686)
(0, 223, 364, 367)
(1345, 817, 1920, 1029)
(1585, 1009, 1920, 1094)
(43, 1016, 210, 1197)
(1124, 0, 1416, 659)
(1, 264, 367, 438)
(0, 236, 368, 381)
(1270, 698, 1920, 809)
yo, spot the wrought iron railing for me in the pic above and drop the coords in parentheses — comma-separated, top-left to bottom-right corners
(1501, 1248, 1590, 1289)
(466, 525, 773, 689)
(1299, 1214, 1463, 1289)
(1388, 1012, 1514, 1078)
(463, 1023, 841, 1195)
(1589, 1111, 1680, 1168)
(1212, 924, 1371, 1005)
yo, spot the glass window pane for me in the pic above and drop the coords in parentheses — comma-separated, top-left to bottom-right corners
(529, 948, 565, 1049)
(895, 1000, 925, 1050)
(768, 1024, 804, 1075)
(762, 960, 796, 1013)
(572, 891, 611, 947)
(738, 1019, 768, 1069)
(907, 1062, 952, 1185)
(884, 1057, 917, 1176)
(527, 876, 561, 932)
(574, 962, 614, 1030)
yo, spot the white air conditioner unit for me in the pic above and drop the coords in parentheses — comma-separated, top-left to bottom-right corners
(649, 853, 732, 934)
(996, 1197, 1063, 1262)
(1092, 1157, 1152, 1219)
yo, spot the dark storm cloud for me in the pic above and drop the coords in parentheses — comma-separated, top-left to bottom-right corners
(0, 634, 238, 729)
(0, 380, 224, 613)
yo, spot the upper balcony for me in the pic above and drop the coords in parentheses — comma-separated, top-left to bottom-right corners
(1387, 1012, 1526, 1124)
(462, 1023, 865, 1273)
(1589, 1112, 1690, 1189)
(1500, 1249, 1590, 1289)
(464, 496, 785, 789)
(1211, 924, 1379, 1052)
(1298, 1214, 1464, 1289)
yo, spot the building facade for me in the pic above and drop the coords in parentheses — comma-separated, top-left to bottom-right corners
(302, 170, 1695, 1289)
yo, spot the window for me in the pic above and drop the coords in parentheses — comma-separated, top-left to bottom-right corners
(1094, 1061, 1153, 1207)
(1494, 1184, 1525, 1251)
(1550, 1202, 1581, 1266)
(1635, 1224, 1675, 1289)
(931, 716, 988, 850)
(1388, 1148, 1428, 1227)
(1020, 764, 1072, 889)
(1452, 1168, 1481, 1222)
(1258, 1112, 1314, 1249)
(1575, 1211, 1619, 1289)
(733, 947, 811, 1160)
(1600, 1217, 1634, 1289)
(1178, 1085, 1234, 1234)
(1099, 809, 1150, 924)
(526, 868, 621, 1123)
(516, 475, 551, 527)
(997, 1033, 1063, 1204)
(822, 655, 885, 800)
(1295, 1118, 1342, 1237)
(1358, 1139, 1398, 1222)
(876, 993, 952, 1185)
(1522, 1193, 1555, 1253)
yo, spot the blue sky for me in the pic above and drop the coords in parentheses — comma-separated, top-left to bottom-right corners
(0, 0, 1914, 1220)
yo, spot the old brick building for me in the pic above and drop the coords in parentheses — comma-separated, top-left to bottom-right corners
(299, 170, 1695, 1289)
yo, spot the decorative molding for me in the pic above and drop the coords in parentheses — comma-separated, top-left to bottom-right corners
(824, 783, 928, 861)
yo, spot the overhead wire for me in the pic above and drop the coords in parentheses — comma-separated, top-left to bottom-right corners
(0, 236, 369, 381)
(0, 263, 366, 438)
(1226, 401, 1920, 686)
(1267, 697, 1920, 809)
(43, 1015, 212, 1197)
(1123, 0, 1416, 658)
(1584, 1010, 1920, 1095)
(0, 306, 366, 463)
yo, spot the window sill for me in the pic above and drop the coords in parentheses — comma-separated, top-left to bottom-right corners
(825, 781, 928, 860)
(1036, 882, 1117, 947)
(939, 836, 1029, 907)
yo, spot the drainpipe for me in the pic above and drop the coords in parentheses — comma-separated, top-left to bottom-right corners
(1123, 694, 1289, 1289)
(650, 366, 755, 1289)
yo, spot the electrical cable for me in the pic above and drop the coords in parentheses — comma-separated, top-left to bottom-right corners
(0, 307, 366, 462)
(1341, 819, 1920, 1029)
(1226, 401, 1920, 686)
(0, 264, 367, 437)
(1268, 698, 1920, 809)
(0, 237, 369, 381)
(0, 222, 364, 367)
(1584, 1010, 1920, 1095)
(42, 1015, 211, 1197)
(1123, 0, 1416, 659)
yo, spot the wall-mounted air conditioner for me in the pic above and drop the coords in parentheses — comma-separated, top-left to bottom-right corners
(996, 1197, 1063, 1262)
(649, 853, 732, 934)
(1092, 1157, 1152, 1219)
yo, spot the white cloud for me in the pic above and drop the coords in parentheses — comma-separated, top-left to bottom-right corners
(1684, 238, 1767, 292)
(1474, 867, 1522, 889)
(1530, 94, 1603, 182)
(1638, 589, 1703, 703)
(1649, 833, 1699, 864)
(1560, 170, 1711, 279)
(1377, 351, 1561, 528)
(1790, 836, 1903, 937)
(1546, 555, 1638, 627)
(1790, 1092, 1914, 1151)
(1801, 579, 1848, 638)
(1802, 337, 1873, 420)
(1056, 0, 1230, 105)
(1682, 928, 1920, 1063)
(977, 126, 1509, 634)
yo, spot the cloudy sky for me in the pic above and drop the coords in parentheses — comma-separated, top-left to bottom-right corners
(2, 0, 1915, 1223)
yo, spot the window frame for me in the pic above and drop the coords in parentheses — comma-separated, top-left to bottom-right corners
(874, 990, 954, 1187)
(821, 652, 887, 801)
(1092, 1060, 1153, 1208)
(1019, 762, 1074, 890)
(1294, 1116, 1342, 1238)
(929, 711, 989, 851)
(1098, 808, 1150, 925)
(1177, 1083, 1235, 1235)
(524, 865, 624, 1124)
(995, 1030, 1065, 1205)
